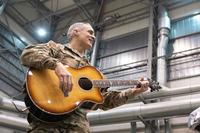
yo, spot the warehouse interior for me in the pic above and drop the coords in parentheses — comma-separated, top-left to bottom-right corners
(0, 0, 200, 132)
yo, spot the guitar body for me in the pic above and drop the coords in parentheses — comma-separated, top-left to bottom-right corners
(25, 66, 104, 122)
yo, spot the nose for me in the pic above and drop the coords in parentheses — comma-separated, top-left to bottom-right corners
(91, 35, 96, 42)
(91, 35, 96, 40)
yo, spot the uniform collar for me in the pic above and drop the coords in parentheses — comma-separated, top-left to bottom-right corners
(65, 43, 85, 58)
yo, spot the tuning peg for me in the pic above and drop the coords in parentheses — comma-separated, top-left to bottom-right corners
(147, 78, 162, 92)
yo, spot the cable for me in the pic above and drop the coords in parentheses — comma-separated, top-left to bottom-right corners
(11, 90, 27, 113)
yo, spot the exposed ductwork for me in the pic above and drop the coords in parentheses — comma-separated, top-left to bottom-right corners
(156, 5, 171, 133)
(157, 5, 170, 86)
(0, 97, 26, 113)
(129, 85, 200, 103)
(1, 85, 200, 113)
(87, 97, 200, 125)
(0, 114, 29, 131)
(0, 113, 189, 132)
(91, 117, 188, 133)
(0, 94, 200, 130)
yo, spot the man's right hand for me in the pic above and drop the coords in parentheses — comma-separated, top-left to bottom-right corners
(55, 62, 73, 96)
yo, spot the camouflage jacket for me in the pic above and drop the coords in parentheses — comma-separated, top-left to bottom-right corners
(20, 40, 136, 132)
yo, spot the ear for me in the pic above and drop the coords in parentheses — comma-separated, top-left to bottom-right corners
(73, 29, 79, 36)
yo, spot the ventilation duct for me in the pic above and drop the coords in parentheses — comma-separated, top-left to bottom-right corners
(157, 5, 170, 86)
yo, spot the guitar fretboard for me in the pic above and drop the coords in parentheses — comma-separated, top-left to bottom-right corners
(92, 80, 140, 88)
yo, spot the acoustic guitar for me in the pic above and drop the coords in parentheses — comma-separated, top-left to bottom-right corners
(25, 66, 161, 122)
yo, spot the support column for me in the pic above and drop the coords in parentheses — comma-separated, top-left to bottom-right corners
(146, 0, 159, 132)
(90, 0, 105, 66)
(90, 30, 102, 66)
(130, 122, 137, 133)
(164, 119, 172, 133)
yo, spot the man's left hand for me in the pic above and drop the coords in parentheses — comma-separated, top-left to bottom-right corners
(131, 78, 149, 95)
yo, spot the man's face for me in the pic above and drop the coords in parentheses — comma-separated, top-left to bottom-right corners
(76, 24, 95, 49)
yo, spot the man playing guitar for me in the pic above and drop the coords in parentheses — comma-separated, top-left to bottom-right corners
(21, 22, 149, 133)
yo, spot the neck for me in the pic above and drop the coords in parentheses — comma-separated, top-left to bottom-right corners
(92, 79, 139, 88)
(69, 40, 85, 56)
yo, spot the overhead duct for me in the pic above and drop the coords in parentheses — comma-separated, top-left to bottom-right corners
(87, 97, 200, 125)
(157, 5, 170, 86)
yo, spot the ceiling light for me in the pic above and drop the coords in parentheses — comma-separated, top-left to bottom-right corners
(37, 28, 47, 37)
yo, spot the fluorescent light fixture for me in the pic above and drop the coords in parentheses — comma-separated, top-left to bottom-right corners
(37, 28, 47, 37)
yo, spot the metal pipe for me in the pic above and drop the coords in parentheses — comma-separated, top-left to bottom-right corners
(156, 6, 171, 132)
(0, 97, 26, 113)
(0, 114, 29, 131)
(129, 85, 200, 102)
(91, 117, 188, 133)
(157, 5, 170, 86)
(1, 97, 200, 129)
(87, 97, 200, 125)
(2, 85, 200, 113)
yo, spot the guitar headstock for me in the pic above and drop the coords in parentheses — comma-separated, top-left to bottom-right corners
(147, 78, 162, 92)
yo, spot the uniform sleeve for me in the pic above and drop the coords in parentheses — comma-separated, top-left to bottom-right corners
(20, 40, 62, 69)
(97, 88, 136, 110)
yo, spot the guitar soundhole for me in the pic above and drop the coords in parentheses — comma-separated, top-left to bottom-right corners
(78, 77, 93, 90)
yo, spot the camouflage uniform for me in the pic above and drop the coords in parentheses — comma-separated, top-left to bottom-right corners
(20, 41, 136, 133)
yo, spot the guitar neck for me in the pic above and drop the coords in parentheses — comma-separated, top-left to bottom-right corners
(92, 79, 140, 88)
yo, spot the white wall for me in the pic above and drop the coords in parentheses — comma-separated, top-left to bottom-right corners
(102, 1, 200, 40)
(102, 18, 149, 40)
(169, 1, 200, 20)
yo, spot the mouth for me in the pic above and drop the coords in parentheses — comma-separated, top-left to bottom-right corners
(88, 38, 94, 44)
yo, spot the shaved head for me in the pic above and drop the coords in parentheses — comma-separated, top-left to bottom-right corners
(67, 22, 91, 42)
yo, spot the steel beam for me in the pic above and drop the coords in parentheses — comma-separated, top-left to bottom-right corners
(0, 71, 21, 92)
(0, 79, 21, 97)
(73, 0, 94, 22)
(0, 56, 24, 82)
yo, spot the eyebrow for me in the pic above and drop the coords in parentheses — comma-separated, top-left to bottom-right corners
(88, 30, 94, 34)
